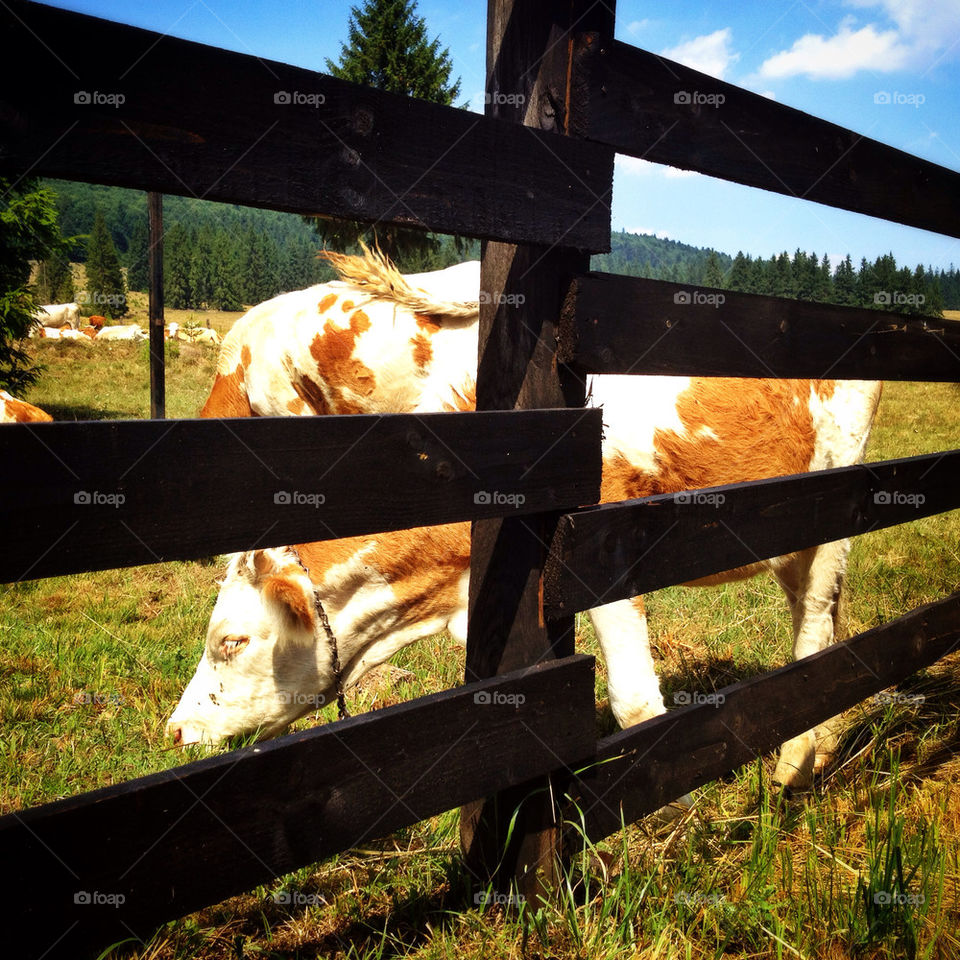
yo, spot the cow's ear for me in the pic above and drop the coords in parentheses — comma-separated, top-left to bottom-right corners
(253, 550, 276, 579)
(264, 574, 315, 634)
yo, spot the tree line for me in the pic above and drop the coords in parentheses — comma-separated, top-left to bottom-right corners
(593, 231, 951, 317)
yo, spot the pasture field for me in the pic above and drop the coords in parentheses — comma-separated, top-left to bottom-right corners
(4, 339, 960, 958)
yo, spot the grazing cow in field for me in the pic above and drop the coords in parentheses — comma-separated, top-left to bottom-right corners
(34, 302, 81, 330)
(0, 390, 52, 423)
(95, 323, 146, 341)
(168, 250, 882, 789)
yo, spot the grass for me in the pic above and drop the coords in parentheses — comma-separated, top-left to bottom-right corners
(5, 339, 960, 958)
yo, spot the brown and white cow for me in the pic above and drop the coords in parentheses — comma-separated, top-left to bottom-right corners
(168, 250, 882, 789)
(0, 389, 53, 423)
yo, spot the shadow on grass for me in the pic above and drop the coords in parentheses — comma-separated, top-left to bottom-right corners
(43, 404, 137, 421)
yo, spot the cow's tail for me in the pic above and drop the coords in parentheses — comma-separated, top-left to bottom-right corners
(322, 243, 478, 320)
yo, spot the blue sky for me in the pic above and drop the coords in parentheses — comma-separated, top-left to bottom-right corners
(50, 0, 960, 270)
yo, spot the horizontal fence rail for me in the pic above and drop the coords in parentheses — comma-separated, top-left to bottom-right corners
(560, 272, 960, 381)
(0, 409, 602, 582)
(544, 450, 960, 616)
(0, 657, 596, 957)
(574, 38, 960, 238)
(0, 1, 613, 251)
(563, 592, 960, 842)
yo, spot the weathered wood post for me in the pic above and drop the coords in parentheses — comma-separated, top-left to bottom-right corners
(147, 191, 165, 419)
(461, 0, 615, 905)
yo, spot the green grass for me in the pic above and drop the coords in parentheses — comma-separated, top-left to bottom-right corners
(4, 348, 960, 959)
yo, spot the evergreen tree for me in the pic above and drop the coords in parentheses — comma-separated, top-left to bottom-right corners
(126, 218, 150, 293)
(315, 0, 462, 265)
(703, 250, 725, 288)
(188, 227, 215, 308)
(726, 252, 752, 292)
(816, 253, 833, 303)
(84, 208, 127, 317)
(211, 230, 244, 311)
(164, 223, 193, 309)
(834, 255, 857, 306)
(36, 246, 75, 304)
(1, 177, 67, 391)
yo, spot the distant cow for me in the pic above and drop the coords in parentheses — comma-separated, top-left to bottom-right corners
(96, 324, 146, 341)
(0, 390, 52, 423)
(35, 302, 80, 330)
(169, 249, 882, 790)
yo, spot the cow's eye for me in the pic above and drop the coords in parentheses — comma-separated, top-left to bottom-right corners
(220, 636, 250, 659)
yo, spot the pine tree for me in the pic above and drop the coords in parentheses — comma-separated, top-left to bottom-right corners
(314, 0, 462, 265)
(726, 252, 752, 293)
(36, 246, 75, 303)
(816, 253, 833, 303)
(84, 208, 127, 317)
(1, 177, 67, 391)
(189, 227, 215, 308)
(834, 255, 856, 306)
(126, 218, 150, 293)
(703, 250, 725, 288)
(164, 223, 193, 309)
(211, 230, 244, 311)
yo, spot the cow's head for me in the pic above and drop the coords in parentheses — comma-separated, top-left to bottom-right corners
(166, 548, 332, 745)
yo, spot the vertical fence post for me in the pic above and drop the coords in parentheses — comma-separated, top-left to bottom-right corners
(461, 0, 615, 906)
(147, 191, 165, 419)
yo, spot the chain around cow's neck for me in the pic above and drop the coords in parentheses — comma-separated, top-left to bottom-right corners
(288, 546, 350, 722)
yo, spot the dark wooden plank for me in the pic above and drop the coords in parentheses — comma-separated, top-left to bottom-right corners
(0, 409, 601, 583)
(544, 449, 960, 616)
(0, 656, 596, 958)
(577, 39, 960, 238)
(565, 592, 960, 843)
(560, 272, 960, 381)
(0, 0, 612, 251)
(461, 0, 614, 904)
(147, 191, 164, 419)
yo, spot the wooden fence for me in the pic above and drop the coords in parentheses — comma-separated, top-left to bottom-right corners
(2, 0, 960, 956)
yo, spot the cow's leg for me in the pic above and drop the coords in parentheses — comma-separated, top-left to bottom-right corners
(587, 597, 665, 728)
(771, 539, 851, 788)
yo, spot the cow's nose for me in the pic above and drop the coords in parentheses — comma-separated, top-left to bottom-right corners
(169, 724, 182, 746)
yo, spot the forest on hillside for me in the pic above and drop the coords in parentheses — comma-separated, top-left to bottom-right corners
(39, 181, 958, 316)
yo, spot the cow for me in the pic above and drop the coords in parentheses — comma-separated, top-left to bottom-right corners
(34, 302, 81, 330)
(167, 249, 882, 790)
(0, 389, 52, 423)
(95, 323, 146, 341)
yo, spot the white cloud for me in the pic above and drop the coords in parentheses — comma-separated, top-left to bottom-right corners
(662, 28, 739, 80)
(759, 20, 910, 79)
(845, 0, 960, 58)
(626, 19, 650, 36)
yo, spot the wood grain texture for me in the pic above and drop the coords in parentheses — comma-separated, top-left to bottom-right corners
(560, 272, 960, 381)
(564, 592, 960, 843)
(0, 0, 612, 251)
(1, 657, 596, 958)
(544, 450, 960, 616)
(577, 39, 960, 237)
(461, 0, 614, 903)
(0, 409, 601, 583)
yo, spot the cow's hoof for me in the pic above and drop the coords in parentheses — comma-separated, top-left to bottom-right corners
(648, 792, 694, 829)
(773, 732, 816, 791)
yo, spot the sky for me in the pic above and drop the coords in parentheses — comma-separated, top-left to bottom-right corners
(45, 0, 960, 270)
